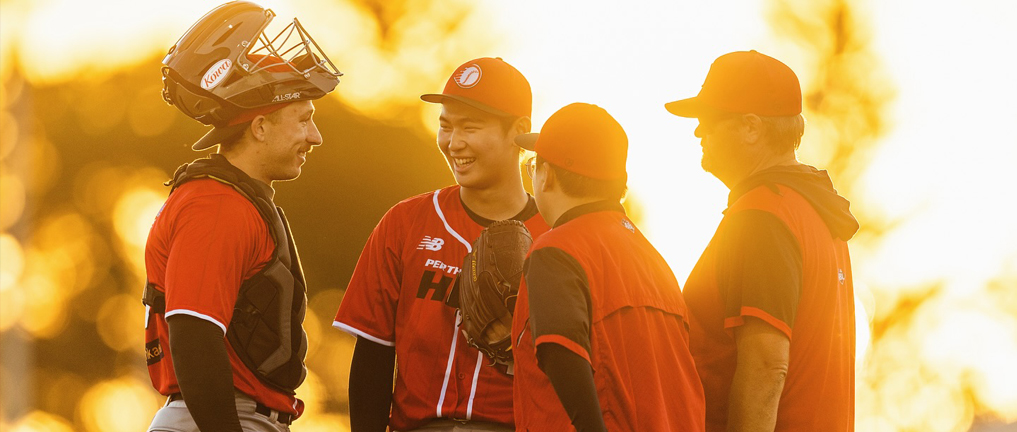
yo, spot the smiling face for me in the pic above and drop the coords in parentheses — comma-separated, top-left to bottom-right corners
(259, 100, 322, 182)
(437, 100, 522, 191)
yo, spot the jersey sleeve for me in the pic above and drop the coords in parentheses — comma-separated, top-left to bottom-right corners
(715, 209, 802, 338)
(163, 191, 270, 335)
(333, 207, 405, 346)
(525, 247, 593, 364)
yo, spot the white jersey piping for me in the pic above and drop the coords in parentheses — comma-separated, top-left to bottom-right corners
(332, 321, 395, 347)
(433, 189, 472, 252)
(436, 310, 462, 417)
(431, 189, 481, 418)
(164, 309, 227, 335)
(466, 350, 484, 419)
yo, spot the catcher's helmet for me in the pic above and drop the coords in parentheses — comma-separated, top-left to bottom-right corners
(162, 1, 342, 149)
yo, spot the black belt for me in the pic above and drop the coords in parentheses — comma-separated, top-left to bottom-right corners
(255, 402, 293, 425)
(167, 393, 293, 425)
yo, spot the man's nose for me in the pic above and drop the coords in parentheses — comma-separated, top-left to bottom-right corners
(308, 120, 323, 145)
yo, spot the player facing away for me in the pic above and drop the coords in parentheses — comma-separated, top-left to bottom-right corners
(666, 50, 858, 432)
(333, 57, 550, 432)
(142, 2, 341, 432)
(512, 103, 706, 431)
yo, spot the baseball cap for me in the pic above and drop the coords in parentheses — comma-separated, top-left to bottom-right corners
(191, 54, 299, 151)
(421, 57, 531, 119)
(191, 102, 291, 151)
(515, 103, 627, 181)
(665, 50, 802, 118)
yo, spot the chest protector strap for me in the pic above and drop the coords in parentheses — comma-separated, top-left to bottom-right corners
(142, 154, 308, 394)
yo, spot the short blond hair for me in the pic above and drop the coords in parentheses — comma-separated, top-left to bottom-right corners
(760, 114, 805, 153)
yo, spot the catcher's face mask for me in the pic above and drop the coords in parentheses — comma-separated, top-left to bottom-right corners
(161, 1, 342, 126)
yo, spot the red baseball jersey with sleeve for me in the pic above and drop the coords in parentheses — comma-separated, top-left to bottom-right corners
(683, 183, 855, 432)
(333, 185, 549, 430)
(144, 179, 303, 416)
(511, 202, 705, 431)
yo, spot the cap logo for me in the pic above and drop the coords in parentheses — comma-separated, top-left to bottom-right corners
(454, 64, 482, 88)
(272, 91, 301, 102)
(201, 59, 233, 90)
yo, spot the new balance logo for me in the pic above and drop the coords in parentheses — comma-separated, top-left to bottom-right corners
(417, 236, 444, 251)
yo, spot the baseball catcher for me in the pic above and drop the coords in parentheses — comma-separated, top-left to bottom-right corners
(448, 220, 533, 366)
(142, 2, 340, 431)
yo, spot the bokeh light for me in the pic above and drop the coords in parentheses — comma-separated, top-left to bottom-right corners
(6, 410, 74, 432)
(112, 180, 170, 283)
(96, 294, 145, 352)
(77, 377, 161, 432)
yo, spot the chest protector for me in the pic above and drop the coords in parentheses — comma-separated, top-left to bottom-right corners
(143, 154, 308, 394)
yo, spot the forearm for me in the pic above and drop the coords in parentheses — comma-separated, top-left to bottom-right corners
(538, 344, 607, 432)
(727, 359, 786, 431)
(167, 315, 242, 432)
(349, 336, 396, 432)
(727, 318, 791, 432)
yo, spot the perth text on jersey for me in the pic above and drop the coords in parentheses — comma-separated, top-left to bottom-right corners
(416, 259, 461, 301)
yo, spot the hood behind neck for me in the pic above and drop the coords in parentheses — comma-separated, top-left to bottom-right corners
(729, 164, 859, 241)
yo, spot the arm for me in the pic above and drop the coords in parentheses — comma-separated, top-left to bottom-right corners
(349, 336, 395, 432)
(714, 210, 801, 431)
(726, 317, 790, 432)
(167, 315, 243, 432)
(537, 344, 608, 432)
(526, 247, 605, 431)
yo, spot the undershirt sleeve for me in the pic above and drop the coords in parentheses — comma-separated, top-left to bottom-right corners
(525, 247, 593, 364)
(715, 209, 802, 338)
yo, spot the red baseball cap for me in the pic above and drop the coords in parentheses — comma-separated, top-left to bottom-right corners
(515, 103, 627, 181)
(192, 55, 298, 151)
(665, 50, 802, 118)
(421, 57, 532, 119)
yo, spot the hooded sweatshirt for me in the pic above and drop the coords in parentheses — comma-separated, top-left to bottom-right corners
(728, 163, 859, 240)
(684, 162, 858, 432)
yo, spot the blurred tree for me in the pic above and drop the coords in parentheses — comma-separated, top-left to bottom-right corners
(767, 0, 894, 236)
(767, 1, 1017, 431)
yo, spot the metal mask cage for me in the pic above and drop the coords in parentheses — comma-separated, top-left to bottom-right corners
(240, 17, 343, 80)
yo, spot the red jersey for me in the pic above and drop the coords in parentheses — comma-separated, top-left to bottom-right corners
(144, 179, 302, 416)
(684, 179, 855, 431)
(512, 201, 705, 431)
(334, 185, 549, 430)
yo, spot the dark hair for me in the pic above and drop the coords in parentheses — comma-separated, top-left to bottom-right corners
(536, 155, 627, 201)
(500, 115, 530, 156)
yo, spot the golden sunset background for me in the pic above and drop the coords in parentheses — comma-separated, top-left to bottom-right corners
(1, 0, 1015, 431)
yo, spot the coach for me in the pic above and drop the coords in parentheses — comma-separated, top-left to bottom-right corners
(666, 50, 859, 432)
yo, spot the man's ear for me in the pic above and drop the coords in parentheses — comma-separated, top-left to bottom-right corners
(514, 116, 532, 135)
(539, 162, 556, 193)
(249, 115, 269, 142)
(742, 114, 763, 145)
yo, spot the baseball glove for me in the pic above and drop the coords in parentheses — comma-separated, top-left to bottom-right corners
(448, 220, 533, 365)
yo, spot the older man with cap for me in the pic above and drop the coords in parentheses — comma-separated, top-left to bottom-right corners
(665, 50, 859, 432)
(512, 103, 705, 431)
(143, 2, 342, 431)
(333, 57, 550, 431)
